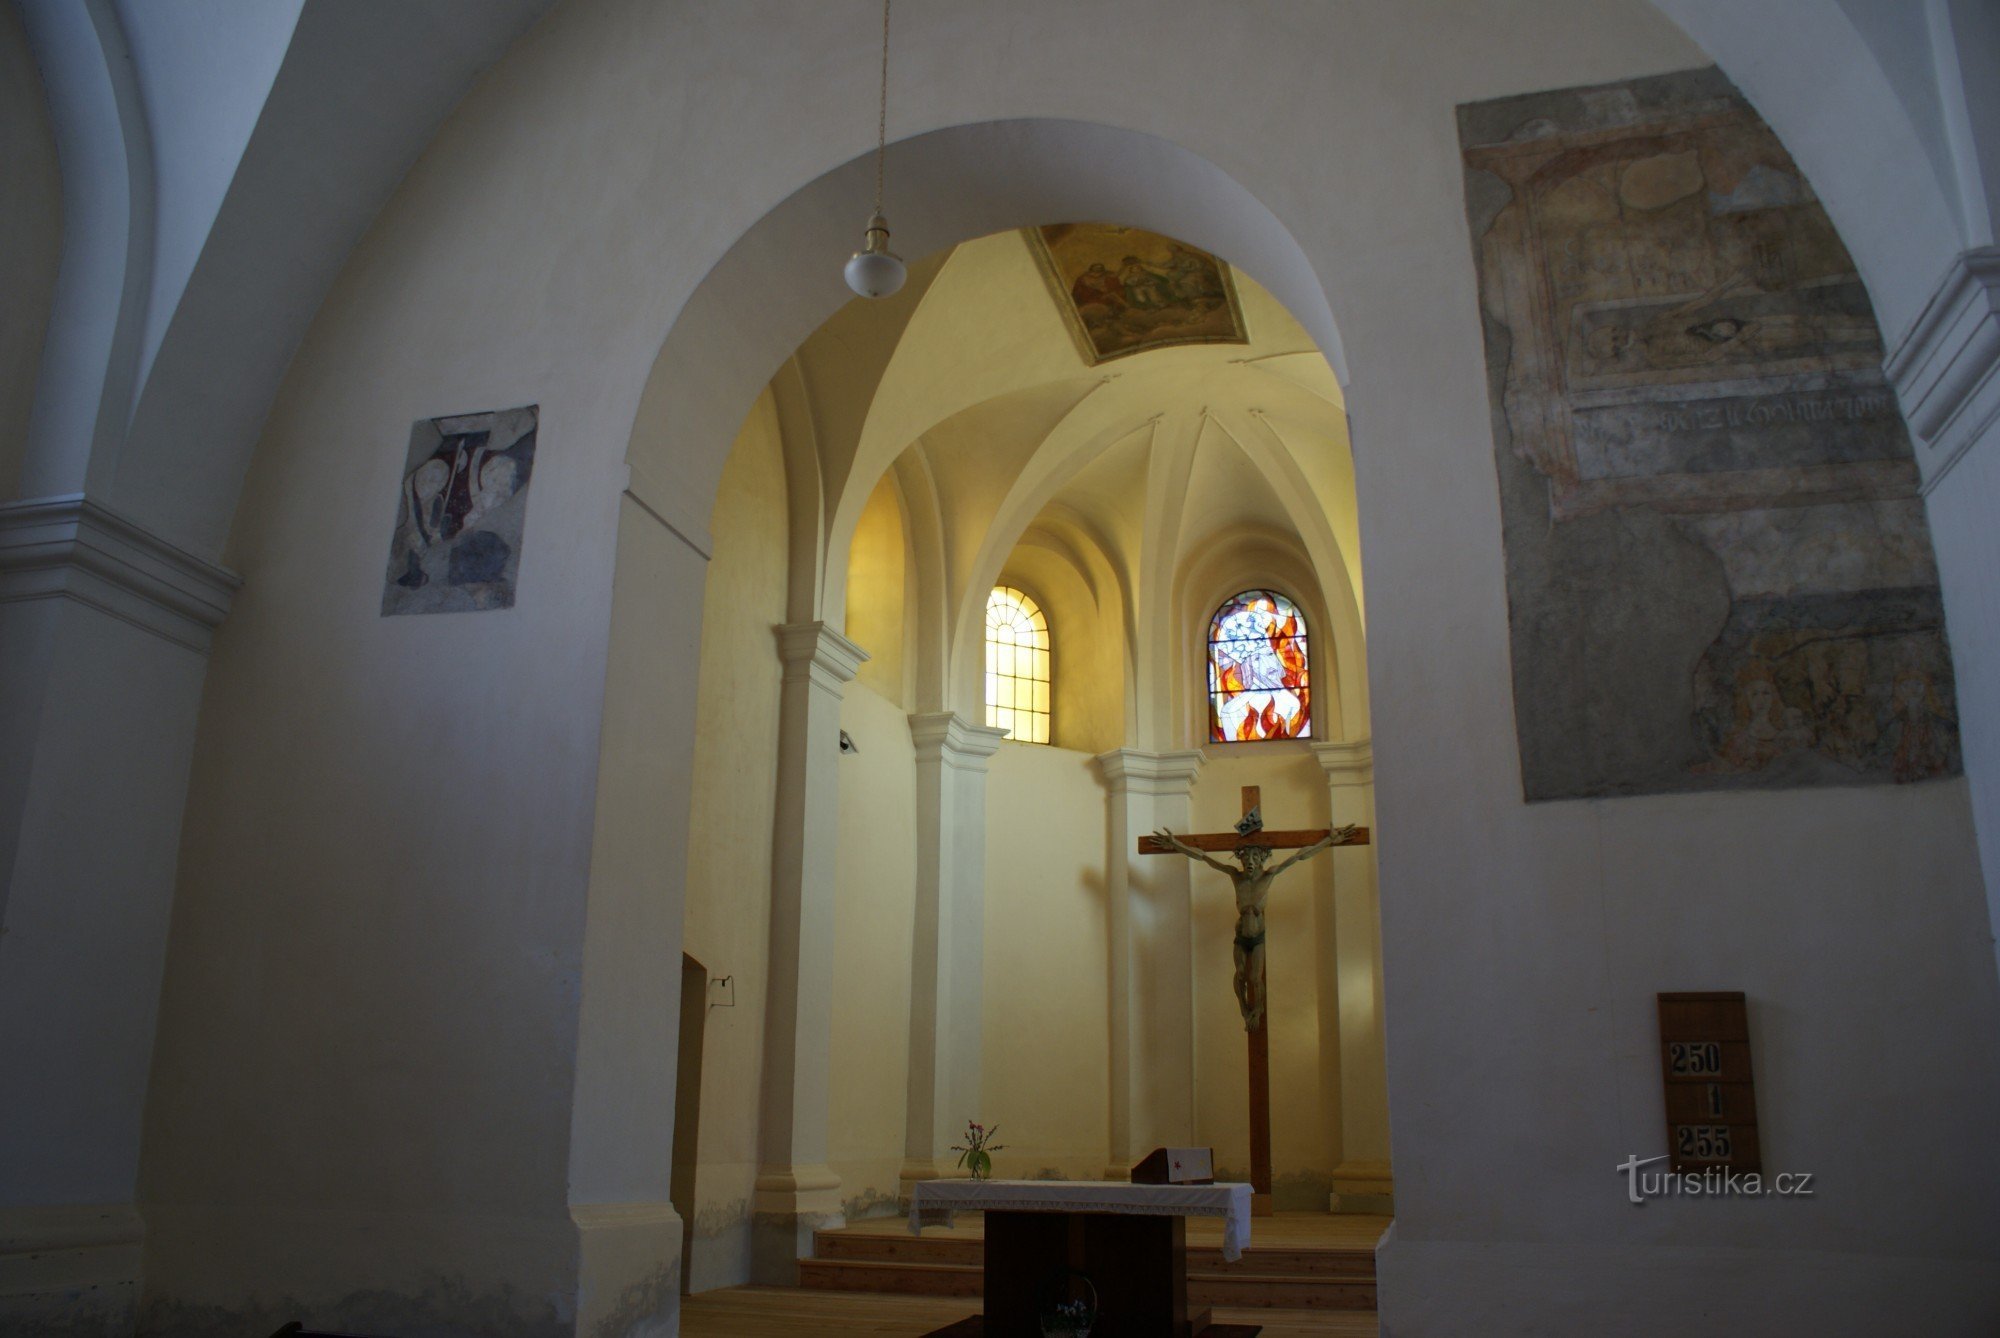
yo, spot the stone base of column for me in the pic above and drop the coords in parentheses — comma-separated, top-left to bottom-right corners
(750, 1166, 844, 1284)
(1329, 1160, 1394, 1215)
(896, 1156, 950, 1207)
(572, 1202, 681, 1336)
(0, 1204, 143, 1338)
(132, 1201, 577, 1334)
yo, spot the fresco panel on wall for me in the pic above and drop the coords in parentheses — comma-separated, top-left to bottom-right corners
(1459, 68, 1959, 799)
(381, 404, 538, 616)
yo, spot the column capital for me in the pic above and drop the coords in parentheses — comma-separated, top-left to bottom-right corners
(1093, 747, 1205, 794)
(773, 621, 868, 685)
(1310, 737, 1373, 784)
(1885, 244, 2000, 489)
(908, 711, 1007, 769)
(0, 493, 240, 653)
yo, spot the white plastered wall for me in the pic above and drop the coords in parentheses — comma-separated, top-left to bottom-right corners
(982, 741, 1114, 1180)
(675, 393, 789, 1293)
(997, 538, 1125, 759)
(826, 682, 918, 1219)
(845, 473, 909, 705)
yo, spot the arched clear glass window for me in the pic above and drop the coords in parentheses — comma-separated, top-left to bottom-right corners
(985, 586, 1050, 744)
(1209, 589, 1310, 742)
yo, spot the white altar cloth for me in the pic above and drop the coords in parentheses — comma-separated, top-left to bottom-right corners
(908, 1179, 1254, 1262)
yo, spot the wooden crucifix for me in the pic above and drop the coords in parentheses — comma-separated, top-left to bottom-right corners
(1138, 785, 1369, 1216)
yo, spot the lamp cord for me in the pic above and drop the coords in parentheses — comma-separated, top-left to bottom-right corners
(874, 0, 890, 218)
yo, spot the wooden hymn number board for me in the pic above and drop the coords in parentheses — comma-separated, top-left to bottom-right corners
(1657, 991, 1761, 1174)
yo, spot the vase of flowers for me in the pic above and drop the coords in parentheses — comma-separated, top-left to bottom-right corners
(950, 1120, 1005, 1179)
(1036, 1269, 1097, 1337)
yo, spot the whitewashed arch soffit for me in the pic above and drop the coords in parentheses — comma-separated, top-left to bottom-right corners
(818, 238, 1339, 605)
(17, 0, 551, 554)
(1006, 507, 1136, 699)
(18, 0, 1974, 578)
(1018, 505, 1129, 619)
(623, 0, 1970, 544)
(888, 448, 952, 713)
(1017, 503, 1141, 741)
(1645, 0, 1973, 332)
(628, 113, 1348, 556)
(996, 512, 1137, 751)
(1202, 411, 1368, 727)
(930, 395, 1356, 722)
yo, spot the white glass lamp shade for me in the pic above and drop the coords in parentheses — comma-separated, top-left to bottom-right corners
(845, 249, 906, 298)
(844, 213, 906, 298)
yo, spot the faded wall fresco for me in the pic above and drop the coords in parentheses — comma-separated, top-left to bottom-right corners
(1460, 69, 1959, 799)
(381, 404, 538, 615)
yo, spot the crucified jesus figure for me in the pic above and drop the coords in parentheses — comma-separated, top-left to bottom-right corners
(1150, 826, 1355, 1030)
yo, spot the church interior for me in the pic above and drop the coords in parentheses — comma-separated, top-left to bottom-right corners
(5, 1, 2000, 1336)
(676, 226, 1389, 1308)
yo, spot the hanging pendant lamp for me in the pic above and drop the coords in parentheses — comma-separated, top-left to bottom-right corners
(844, 0, 906, 298)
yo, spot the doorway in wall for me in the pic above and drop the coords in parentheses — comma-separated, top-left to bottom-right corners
(671, 953, 708, 1296)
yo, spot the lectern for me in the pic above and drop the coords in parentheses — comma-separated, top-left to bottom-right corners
(1131, 1146, 1216, 1185)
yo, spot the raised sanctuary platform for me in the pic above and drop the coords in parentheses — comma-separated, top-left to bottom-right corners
(682, 1286, 1381, 1337)
(799, 1209, 1387, 1312)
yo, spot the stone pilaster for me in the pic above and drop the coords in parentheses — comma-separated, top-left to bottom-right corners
(752, 622, 866, 1282)
(898, 713, 1007, 1201)
(1885, 245, 2000, 487)
(1094, 748, 1205, 1178)
(1309, 738, 1392, 1213)
(0, 495, 239, 1336)
(1885, 246, 2000, 993)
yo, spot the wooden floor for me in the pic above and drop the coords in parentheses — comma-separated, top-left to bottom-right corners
(682, 1285, 1380, 1336)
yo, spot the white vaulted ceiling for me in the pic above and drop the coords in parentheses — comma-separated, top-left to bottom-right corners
(767, 227, 1365, 743)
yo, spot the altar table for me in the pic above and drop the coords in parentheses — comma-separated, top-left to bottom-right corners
(909, 1179, 1254, 1336)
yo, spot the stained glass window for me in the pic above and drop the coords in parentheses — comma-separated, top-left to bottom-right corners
(1209, 589, 1310, 742)
(985, 586, 1050, 744)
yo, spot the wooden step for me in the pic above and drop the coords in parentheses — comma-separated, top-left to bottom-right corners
(812, 1230, 982, 1266)
(799, 1255, 1376, 1311)
(1191, 1273, 1376, 1310)
(804, 1214, 1382, 1314)
(1191, 1246, 1375, 1277)
(796, 1257, 982, 1298)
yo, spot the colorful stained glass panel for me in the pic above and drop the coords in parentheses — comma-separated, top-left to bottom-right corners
(1209, 589, 1311, 742)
